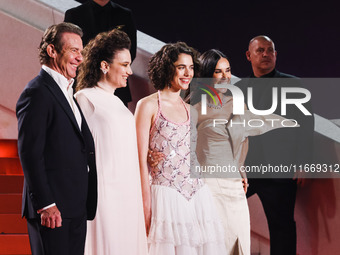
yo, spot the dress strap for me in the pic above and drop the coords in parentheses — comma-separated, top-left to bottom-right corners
(179, 95, 190, 122)
(149, 91, 162, 135)
(157, 90, 190, 125)
(157, 90, 162, 110)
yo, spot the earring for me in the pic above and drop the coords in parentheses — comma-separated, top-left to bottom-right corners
(100, 68, 107, 75)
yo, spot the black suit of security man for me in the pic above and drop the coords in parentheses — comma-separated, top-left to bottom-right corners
(238, 36, 314, 255)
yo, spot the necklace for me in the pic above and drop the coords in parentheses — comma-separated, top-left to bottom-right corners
(207, 96, 229, 109)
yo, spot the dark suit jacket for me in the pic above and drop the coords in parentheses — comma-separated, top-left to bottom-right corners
(64, 1, 136, 60)
(237, 69, 314, 180)
(16, 69, 97, 220)
(64, 1, 136, 104)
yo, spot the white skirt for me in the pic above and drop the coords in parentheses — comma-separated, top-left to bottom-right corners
(148, 184, 227, 255)
(205, 178, 250, 255)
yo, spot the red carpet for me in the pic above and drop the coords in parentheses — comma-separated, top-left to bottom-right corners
(0, 140, 30, 255)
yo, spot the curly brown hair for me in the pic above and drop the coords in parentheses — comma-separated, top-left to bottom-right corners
(39, 22, 83, 65)
(76, 29, 131, 92)
(148, 42, 200, 90)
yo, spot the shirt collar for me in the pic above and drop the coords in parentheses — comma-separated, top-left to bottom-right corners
(91, 1, 112, 12)
(251, 68, 277, 78)
(42, 65, 74, 90)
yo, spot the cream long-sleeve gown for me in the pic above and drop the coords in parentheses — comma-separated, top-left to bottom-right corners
(75, 87, 148, 255)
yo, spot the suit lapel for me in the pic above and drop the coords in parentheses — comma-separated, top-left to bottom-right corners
(39, 70, 83, 136)
(74, 98, 90, 136)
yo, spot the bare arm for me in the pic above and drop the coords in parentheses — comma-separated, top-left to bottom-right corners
(135, 97, 156, 235)
(238, 138, 249, 193)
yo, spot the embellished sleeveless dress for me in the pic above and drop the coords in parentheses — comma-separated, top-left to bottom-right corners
(147, 91, 226, 255)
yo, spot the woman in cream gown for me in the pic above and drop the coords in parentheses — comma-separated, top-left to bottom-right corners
(75, 30, 147, 255)
(193, 49, 297, 255)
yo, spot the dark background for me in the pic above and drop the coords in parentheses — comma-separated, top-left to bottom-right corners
(75, 0, 339, 118)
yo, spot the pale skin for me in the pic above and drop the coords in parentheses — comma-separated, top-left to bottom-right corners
(38, 206, 62, 229)
(135, 53, 194, 235)
(97, 48, 133, 93)
(46, 32, 83, 81)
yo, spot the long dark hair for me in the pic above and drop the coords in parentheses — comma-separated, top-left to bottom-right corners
(199, 49, 228, 78)
(186, 49, 230, 104)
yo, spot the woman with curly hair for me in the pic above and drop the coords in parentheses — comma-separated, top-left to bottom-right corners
(75, 29, 148, 255)
(135, 42, 227, 254)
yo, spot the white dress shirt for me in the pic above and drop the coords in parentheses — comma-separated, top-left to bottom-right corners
(42, 65, 82, 129)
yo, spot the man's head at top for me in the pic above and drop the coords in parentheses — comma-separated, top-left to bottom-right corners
(246, 35, 277, 77)
(39, 22, 83, 80)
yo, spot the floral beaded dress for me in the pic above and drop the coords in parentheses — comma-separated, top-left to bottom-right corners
(147, 91, 226, 255)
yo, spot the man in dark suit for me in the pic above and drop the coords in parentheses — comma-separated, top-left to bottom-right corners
(16, 22, 97, 255)
(64, 0, 137, 106)
(238, 35, 314, 255)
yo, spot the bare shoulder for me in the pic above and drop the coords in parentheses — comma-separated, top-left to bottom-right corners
(137, 93, 157, 106)
(135, 93, 158, 116)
